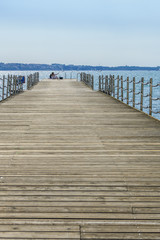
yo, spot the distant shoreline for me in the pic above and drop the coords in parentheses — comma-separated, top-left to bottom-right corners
(0, 63, 159, 71)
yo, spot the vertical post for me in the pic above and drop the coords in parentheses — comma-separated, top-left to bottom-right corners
(108, 75, 110, 94)
(12, 76, 14, 94)
(7, 75, 9, 98)
(140, 77, 144, 111)
(99, 76, 101, 91)
(133, 77, 135, 108)
(36, 72, 38, 83)
(105, 75, 108, 94)
(111, 75, 113, 96)
(127, 77, 129, 105)
(33, 74, 34, 84)
(18, 76, 21, 92)
(11, 75, 13, 95)
(28, 75, 30, 88)
(2, 75, 5, 100)
(121, 76, 123, 101)
(149, 78, 152, 115)
(89, 74, 91, 87)
(80, 73, 82, 81)
(32, 74, 33, 86)
(117, 75, 119, 99)
(84, 73, 86, 83)
(9, 75, 11, 96)
(109, 75, 112, 95)
(9, 75, 11, 95)
(110, 75, 112, 96)
(13, 76, 15, 95)
(91, 75, 94, 90)
(14, 76, 17, 93)
(112, 75, 115, 97)
(16, 76, 18, 94)
(31, 74, 33, 86)
(29, 75, 31, 88)
(101, 75, 103, 91)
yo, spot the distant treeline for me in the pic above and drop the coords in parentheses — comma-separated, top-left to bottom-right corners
(0, 62, 159, 71)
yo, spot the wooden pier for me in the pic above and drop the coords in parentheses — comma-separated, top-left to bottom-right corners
(0, 79, 160, 239)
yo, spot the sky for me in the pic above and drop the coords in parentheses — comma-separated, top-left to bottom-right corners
(0, 0, 160, 66)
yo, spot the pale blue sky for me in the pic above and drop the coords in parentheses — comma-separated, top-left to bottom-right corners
(0, 0, 160, 66)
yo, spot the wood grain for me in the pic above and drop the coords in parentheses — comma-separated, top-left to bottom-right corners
(0, 79, 160, 239)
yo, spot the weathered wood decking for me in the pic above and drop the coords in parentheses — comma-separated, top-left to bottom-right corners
(0, 79, 160, 239)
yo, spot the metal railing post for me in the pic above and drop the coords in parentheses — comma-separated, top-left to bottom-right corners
(117, 75, 119, 99)
(105, 75, 108, 94)
(127, 77, 129, 105)
(140, 77, 144, 111)
(149, 78, 153, 115)
(109, 75, 112, 95)
(14, 76, 17, 94)
(9, 75, 12, 96)
(91, 75, 94, 90)
(7, 75, 9, 97)
(102, 75, 104, 91)
(99, 76, 101, 91)
(113, 75, 115, 98)
(121, 76, 123, 102)
(133, 77, 135, 108)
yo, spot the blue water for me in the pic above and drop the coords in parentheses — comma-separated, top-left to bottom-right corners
(0, 70, 160, 120)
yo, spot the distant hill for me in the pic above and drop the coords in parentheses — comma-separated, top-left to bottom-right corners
(0, 62, 159, 71)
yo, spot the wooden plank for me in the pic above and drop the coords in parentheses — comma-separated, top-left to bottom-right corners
(0, 190, 160, 197)
(0, 201, 160, 207)
(133, 208, 160, 214)
(0, 206, 132, 213)
(0, 195, 160, 202)
(81, 225, 160, 232)
(0, 213, 159, 219)
(0, 186, 128, 191)
(0, 219, 159, 225)
(81, 233, 160, 239)
(0, 225, 79, 231)
(0, 232, 80, 238)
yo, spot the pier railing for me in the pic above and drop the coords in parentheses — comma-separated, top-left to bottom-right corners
(27, 72, 39, 89)
(80, 73, 94, 89)
(0, 72, 39, 102)
(99, 75, 160, 117)
(0, 75, 23, 101)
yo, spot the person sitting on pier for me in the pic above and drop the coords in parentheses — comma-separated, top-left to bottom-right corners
(49, 72, 59, 79)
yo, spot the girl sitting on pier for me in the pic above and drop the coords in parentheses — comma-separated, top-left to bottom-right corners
(49, 72, 59, 79)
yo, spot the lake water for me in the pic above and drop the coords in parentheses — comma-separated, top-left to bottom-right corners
(0, 70, 160, 120)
